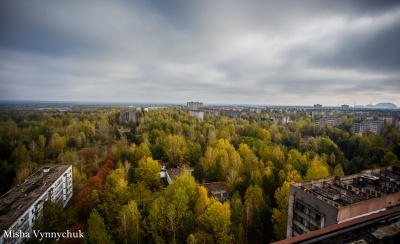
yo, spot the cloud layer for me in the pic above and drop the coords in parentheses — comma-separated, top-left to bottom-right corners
(1, 0, 399, 106)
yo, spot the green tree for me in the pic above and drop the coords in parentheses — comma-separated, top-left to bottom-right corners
(243, 185, 265, 241)
(134, 143, 152, 164)
(198, 201, 231, 244)
(145, 197, 166, 243)
(38, 134, 47, 150)
(381, 151, 399, 166)
(272, 181, 291, 241)
(332, 163, 345, 176)
(136, 157, 161, 190)
(164, 134, 186, 167)
(230, 191, 245, 243)
(305, 157, 331, 180)
(87, 209, 113, 244)
(183, 141, 203, 166)
(117, 200, 143, 243)
(194, 186, 210, 217)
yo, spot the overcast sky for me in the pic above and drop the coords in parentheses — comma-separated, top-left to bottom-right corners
(0, 0, 399, 106)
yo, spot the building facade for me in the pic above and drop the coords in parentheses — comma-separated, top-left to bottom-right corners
(187, 101, 203, 111)
(353, 119, 384, 134)
(286, 166, 400, 238)
(341, 104, 350, 110)
(0, 165, 73, 244)
(201, 182, 228, 202)
(120, 109, 140, 123)
(314, 104, 322, 110)
(314, 117, 341, 127)
(187, 101, 204, 120)
(189, 110, 204, 120)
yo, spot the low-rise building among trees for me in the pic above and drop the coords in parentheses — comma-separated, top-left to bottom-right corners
(201, 182, 228, 202)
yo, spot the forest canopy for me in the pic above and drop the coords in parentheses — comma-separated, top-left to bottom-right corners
(0, 106, 399, 242)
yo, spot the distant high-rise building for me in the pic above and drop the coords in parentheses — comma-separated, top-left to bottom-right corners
(187, 101, 203, 110)
(187, 101, 204, 120)
(189, 110, 204, 120)
(341, 104, 350, 110)
(286, 166, 400, 238)
(314, 118, 341, 127)
(353, 119, 384, 134)
(120, 109, 140, 123)
(314, 104, 322, 110)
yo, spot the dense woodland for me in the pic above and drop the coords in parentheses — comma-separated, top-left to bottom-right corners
(1, 107, 400, 243)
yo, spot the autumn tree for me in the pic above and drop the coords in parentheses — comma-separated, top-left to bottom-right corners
(87, 209, 113, 244)
(145, 196, 167, 243)
(164, 134, 186, 167)
(381, 151, 399, 166)
(230, 191, 245, 243)
(332, 163, 345, 176)
(272, 181, 290, 241)
(117, 200, 143, 243)
(198, 201, 231, 243)
(133, 143, 152, 165)
(243, 185, 265, 241)
(183, 141, 203, 166)
(146, 173, 198, 243)
(272, 170, 301, 241)
(305, 156, 331, 180)
(194, 186, 210, 217)
(135, 157, 161, 190)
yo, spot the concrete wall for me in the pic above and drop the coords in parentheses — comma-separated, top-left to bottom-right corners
(337, 192, 400, 222)
(290, 185, 339, 227)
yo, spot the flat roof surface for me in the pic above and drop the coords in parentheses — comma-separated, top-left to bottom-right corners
(0, 165, 70, 231)
(292, 166, 400, 208)
(202, 182, 228, 193)
(166, 168, 181, 181)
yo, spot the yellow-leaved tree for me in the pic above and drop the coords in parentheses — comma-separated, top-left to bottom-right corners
(305, 156, 331, 180)
(272, 170, 302, 240)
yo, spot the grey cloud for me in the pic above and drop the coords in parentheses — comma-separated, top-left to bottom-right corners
(306, 14, 400, 72)
(0, 0, 399, 105)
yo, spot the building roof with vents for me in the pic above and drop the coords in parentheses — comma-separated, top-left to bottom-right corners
(292, 166, 400, 209)
(0, 165, 71, 231)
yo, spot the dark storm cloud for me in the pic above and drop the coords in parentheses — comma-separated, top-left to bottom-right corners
(300, 11, 400, 72)
(0, 0, 399, 105)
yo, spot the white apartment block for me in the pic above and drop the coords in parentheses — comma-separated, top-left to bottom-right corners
(0, 165, 73, 244)
(353, 119, 384, 134)
(187, 101, 203, 111)
(314, 117, 341, 127)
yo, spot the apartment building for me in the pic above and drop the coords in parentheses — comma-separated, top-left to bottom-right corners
(314, 117, 341, 127)
(0, 165, 73, 244)
(120, 109, 140, 123)
(286, 166, 400, 238)
(189, 110, 204, 120)
(187, 101, 203, 111)
(353, 119, 384, 134)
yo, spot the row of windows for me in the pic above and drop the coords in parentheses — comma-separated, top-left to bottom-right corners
(295, 201, 322, 223)
(293, 213, 319, 231)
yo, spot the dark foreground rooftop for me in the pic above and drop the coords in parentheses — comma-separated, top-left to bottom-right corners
(0, 165, 70, 231)
(274, 206, 400, 244)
